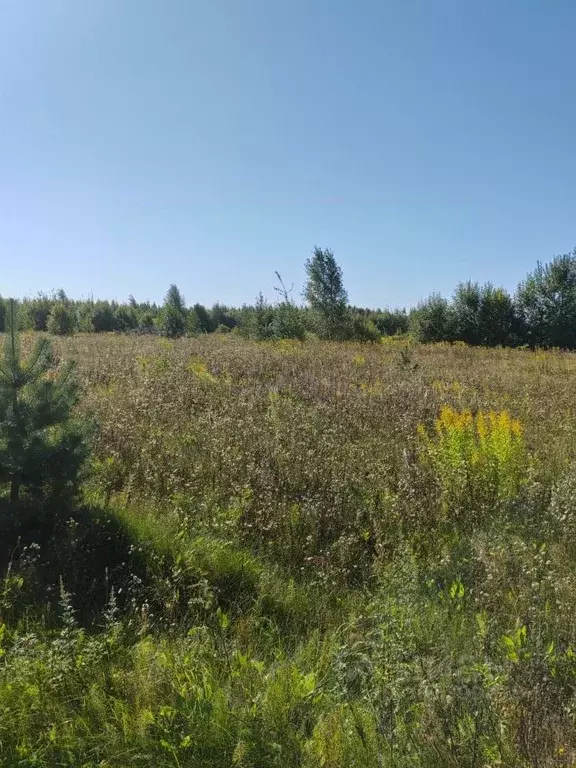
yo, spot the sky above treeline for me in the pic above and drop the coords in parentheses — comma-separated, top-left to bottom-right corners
(1, 0, 575, 309)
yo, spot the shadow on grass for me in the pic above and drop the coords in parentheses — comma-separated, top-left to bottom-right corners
(0, 497, 326, 640)
(0, 497, 151, 627)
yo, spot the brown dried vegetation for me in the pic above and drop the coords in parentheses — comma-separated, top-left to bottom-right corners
(3, 334, 576, 766)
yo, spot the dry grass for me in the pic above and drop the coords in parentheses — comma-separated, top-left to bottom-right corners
(60, 335, 576, 575)
(3, 333, 576, 766)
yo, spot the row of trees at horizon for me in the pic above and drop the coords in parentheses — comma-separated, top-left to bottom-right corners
(414, 246, 576, 348)
(2, 246, 576, 348)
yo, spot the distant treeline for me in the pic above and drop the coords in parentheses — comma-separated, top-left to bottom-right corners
(2, 246, 576, 348)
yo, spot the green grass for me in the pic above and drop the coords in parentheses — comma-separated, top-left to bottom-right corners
(2, 334, 576, 766)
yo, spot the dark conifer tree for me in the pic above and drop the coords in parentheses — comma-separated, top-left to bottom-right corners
(0, 301, 90, 513)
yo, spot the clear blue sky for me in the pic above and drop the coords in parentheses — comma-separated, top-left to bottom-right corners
(1, 0, 574, 309)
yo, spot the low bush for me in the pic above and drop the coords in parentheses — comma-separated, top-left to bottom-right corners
(418, 406, 528, 521)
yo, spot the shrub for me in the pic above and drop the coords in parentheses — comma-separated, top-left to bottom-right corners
(272, 302, 306, 340)
(211, 303, 236, 330)
(47, 302, 76, 336)
(21, 294, 53, 331)
(244, 293, 274, 340)
(372, 308, 409, 336)
(139, 312, 155, 331)
(349, 316, 381, 343)
(193, 303, 215, 333)
(89, 301, 117, 332)
(418, 406, 528, 517)
(115, 305, 138, 331)
(411, 293, 455, 343)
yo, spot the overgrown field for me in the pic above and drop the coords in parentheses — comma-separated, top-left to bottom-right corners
(3, 334, 576, 767)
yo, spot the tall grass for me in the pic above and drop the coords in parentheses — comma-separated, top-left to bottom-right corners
(2, 334, 576, 765)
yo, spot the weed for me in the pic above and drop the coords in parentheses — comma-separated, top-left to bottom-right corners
(418, 405, 528, 520)
(0, 335, 575, 766)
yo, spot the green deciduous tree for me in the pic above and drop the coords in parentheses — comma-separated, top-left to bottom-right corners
(453, 281, 482, 345)
(304, 247, 349, 340)
(411, 293, 455, 343)
(192, 303, 214, 333)
(0, 302, 90, 512)
(92, 301, 117, 332)
(478, 284, 517, 346)
(21, 293, 53, 331)
(516, 250, 576, 348)
(211, 303, 236, 330)
(114, 305, 138, 332)
(139, 312, 155, 332)
(350, 315, 381, 342)
(47, 302, 76, 336)
(413, 283, 518, 347)
(372, 309, 409, 337)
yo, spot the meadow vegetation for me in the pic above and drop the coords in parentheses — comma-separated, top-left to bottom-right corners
(1, 330, 576, 766)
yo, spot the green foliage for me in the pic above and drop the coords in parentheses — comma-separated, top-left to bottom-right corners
(371, 307, 409, 336)
(115, 304, 139, 331)
(517, 249, 576, 348)
(272, 301, 306, 340)
(160, 285, 187, 338)
(407, 251, 576, 348)
(411, 293, 455, 342)
(451, 282, 518, 347)
(418, 405, 528, 518)
(193, 302, 215, 333)
(139, 311, 156, 331)
(349, 315, 381, 342)
(159, 304, 186, 338)
(47, 301, 76, 336)
(9, 244, 576, 347)
(186, 308, 201, 335)
(91, 300, 117, 332)
(21, 293, 53, 331)
(0, 297, 5, 332)
(2, 335, 576, 765)
(0, 303, 90, 513)
(304, 705, 381, 768)
(76, 302, 95, 332)
(211, 303, 236, 330)
(244, 293, 274, 340)
(478, 283, 517, 346)
(304, 247, 350, 340)
(453, 281, 482, 345)
(165, 283, 186, 314)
